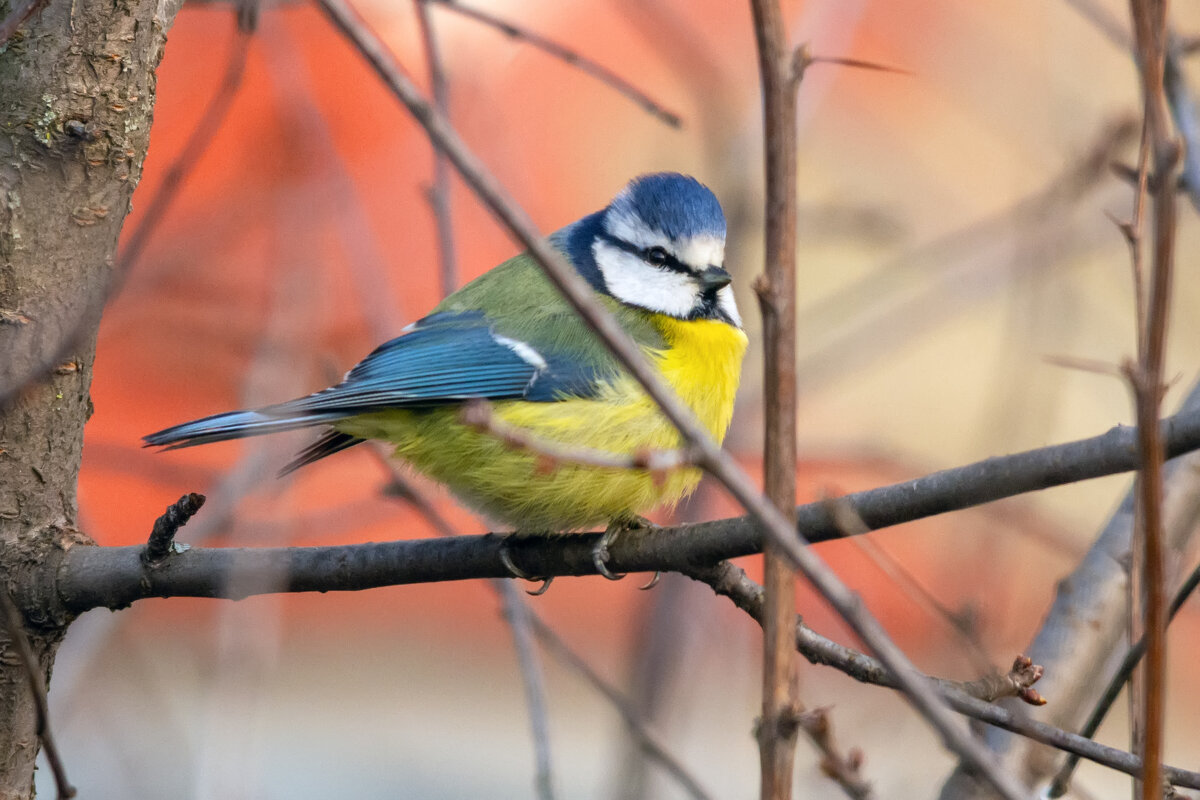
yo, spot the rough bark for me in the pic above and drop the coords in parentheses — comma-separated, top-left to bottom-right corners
(0, 0, 181, 792)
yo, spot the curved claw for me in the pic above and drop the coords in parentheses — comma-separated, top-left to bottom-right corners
(501, 537, 554, 594)
(499, 540, 534, 581)
(526, 577, 555, 596)
(638, 571, 662, 590)
(592, 539, 627, 581)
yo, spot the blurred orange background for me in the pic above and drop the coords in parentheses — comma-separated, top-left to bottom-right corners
(47, 0, 1200, 797)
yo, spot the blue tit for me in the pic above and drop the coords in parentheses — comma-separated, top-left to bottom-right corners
(145, 173, 747, 570)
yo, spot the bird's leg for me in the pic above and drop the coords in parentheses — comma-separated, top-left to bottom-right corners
(499, 534, 555, 595)
(593, 515, 660, 583)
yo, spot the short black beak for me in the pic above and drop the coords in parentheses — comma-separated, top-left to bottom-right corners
(698, 266, 732, 293)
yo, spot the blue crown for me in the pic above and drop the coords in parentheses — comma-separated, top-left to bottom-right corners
(611, 173, 726, 240)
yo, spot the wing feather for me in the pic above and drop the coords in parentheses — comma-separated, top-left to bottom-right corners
(143, 311, 599, 452)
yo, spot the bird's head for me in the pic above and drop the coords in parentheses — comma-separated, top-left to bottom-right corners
(563, 173, 740, 327)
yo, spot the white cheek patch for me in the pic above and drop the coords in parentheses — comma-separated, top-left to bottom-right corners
(593, 240, 697, 318)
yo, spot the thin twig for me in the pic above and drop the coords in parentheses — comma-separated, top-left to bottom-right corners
(805, 55, 911, 76)
(749, 7, 801, 800)
(0, 0, 49, 46)
(1061, 0, 1200, 212)
(825, 496, 996, 677)
(365, 436, 561, 798)
(686, 561, 1200, 790)
(0, 6, 251, 406)
(424, 0, 681, 127)
(90, 12, 1200, 788)
(143, 493, 206, 565)
(413, 0, 458, 297)
(460, 399, 697, 475)
(795, 708, 873, 800)
(525, 613, 719, 800)
(1163, 39, 1200, 213)
(378, 441, 715, 800)
(116, 25, 252, 274)
(1125, 0, 1180, 794)
(1048, 558, 1200, 797)
(0, 591, 75, 799)
(497, 582, 556, 800)
(796, 116, 1136, 391)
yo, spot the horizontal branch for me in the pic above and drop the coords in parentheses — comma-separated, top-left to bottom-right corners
(45, 405, 1200, 616)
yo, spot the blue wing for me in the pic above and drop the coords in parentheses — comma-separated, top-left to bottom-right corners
(143, 311, 600, 456)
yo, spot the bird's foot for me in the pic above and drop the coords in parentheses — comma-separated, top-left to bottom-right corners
(499, 535, 555, 596)
(593, 516, 660, 585)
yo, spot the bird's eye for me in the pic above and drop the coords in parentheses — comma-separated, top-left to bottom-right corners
(644, 246, 670, 266)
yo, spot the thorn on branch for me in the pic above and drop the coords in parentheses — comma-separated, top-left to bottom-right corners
(143, 493, 206, 565)
(791, 43, 913, 90)
(1042, 353, 1125, 380)
(1104, 207, 1139, 247)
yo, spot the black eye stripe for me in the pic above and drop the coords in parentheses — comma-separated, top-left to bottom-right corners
(597, 232, 692, 274)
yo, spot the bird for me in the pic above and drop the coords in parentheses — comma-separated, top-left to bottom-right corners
(144, 172, 747, 583)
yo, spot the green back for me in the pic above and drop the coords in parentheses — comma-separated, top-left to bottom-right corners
(431, 251, 665, 377)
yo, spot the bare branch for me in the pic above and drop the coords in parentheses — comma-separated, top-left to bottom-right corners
(525, 613, 719, 800)
(795, 708, 873, 800)
(413, 0, 458, 297)
(686, 562, 1200, 791)
(0, 590, 75, 799)
(1125, 0, 1180, 792)
(497, 582, 556, 800)
(424, 0, 681, 127)
(828, 496, 996, 677)
(302, 13, 1024, 791)
(362, 444, 558, 799)
(748, 4, 801, 798)
(973, 377, 1200, 794)
(50, 401, 1200, 612)
(117, 24, 252, 273)
(1048, 557, 1200, 796)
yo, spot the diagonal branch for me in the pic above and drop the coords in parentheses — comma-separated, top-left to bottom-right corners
(686, 562, 1200, 792)
(424, 0, 680, 127)
(305, 3, 1032, 794)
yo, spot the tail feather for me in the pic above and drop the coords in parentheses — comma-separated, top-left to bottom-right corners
(279, 431, 365, 476)
(143, 407, 348, 450)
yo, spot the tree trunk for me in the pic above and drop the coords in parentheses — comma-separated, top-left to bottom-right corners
(0, 0, 181, 791)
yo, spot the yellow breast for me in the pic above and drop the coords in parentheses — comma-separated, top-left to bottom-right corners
(341, 316, 748, 531)
(649, 316, 750, 443)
